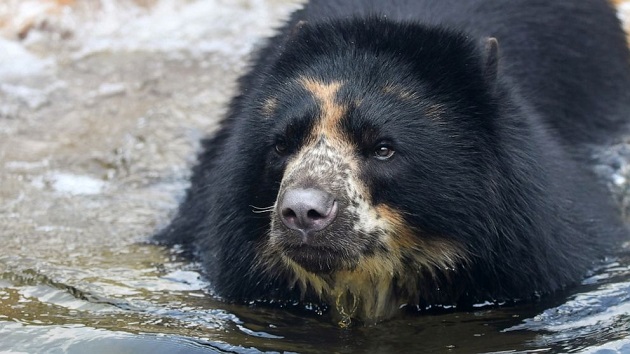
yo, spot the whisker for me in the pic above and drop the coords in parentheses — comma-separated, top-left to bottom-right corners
(250, 204, 276, 213)
(250, 204, 275, 210)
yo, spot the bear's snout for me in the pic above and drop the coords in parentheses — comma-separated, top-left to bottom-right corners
(278, 187, 338, 240)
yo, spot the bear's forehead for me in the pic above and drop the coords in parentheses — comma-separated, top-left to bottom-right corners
(298, 77, 347, 141)
(261, 75, 449, 144)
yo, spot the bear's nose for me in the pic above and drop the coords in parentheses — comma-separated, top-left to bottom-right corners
(279, 188, 338, 236)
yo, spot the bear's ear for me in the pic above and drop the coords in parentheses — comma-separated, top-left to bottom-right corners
(483, 37, 500, 86)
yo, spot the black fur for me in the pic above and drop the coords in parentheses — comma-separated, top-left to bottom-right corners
(156, 0, 630, 319)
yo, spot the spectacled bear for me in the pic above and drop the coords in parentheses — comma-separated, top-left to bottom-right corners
(156, 0, 630, 324)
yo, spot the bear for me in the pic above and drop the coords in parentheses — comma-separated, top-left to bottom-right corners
(156, 0, 630, 325)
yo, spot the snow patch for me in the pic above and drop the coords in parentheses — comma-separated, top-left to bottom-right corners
(49, 172, 106, 195)
(51, 0, 300, 59)
(0, 38, 52, 80)
(5, 160, 50, 171)
(32, 172, 107, 196)
(89, 82, 127, 98)
(76, 0, 280, 57)
(0, 83, 49, 109)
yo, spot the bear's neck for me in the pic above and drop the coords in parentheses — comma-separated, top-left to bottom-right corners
(281, 255, 417, 326)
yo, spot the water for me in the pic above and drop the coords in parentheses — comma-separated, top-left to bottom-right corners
(1, 1, 630, 352)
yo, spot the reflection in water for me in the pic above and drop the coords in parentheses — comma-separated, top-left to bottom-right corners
(0, 0, 630, 353)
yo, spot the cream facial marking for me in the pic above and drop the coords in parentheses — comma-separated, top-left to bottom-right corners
(298, 77, 347, 142)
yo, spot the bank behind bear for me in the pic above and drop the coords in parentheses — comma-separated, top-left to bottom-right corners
(156, 0, 630, 324)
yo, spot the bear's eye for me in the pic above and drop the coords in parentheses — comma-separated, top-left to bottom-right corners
(275, 138, 289, 155)
(373, 143, 395, 160)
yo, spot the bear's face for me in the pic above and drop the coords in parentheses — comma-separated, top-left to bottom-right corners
(243, 20, 500, 320)
(262, 75, 469, 277)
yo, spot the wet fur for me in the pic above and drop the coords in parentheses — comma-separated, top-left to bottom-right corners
(156, 0, 630, 324)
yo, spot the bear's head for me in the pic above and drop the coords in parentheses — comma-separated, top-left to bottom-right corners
(241, 18, 502, 322)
